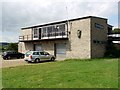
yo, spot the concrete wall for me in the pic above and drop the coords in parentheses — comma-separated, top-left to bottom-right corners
(18, 42, 33, 53)
(66, 18, 91, 59)
(18, 40, 70, 60)
(91, 17, 108, 58)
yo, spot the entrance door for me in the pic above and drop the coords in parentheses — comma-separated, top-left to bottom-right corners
(39, 28, 41, 39)
(34, 44, 42, 51)
(55, 43, 66, 59)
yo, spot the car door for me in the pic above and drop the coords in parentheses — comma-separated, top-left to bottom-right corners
(44, 52, 51, 60)
(11, 52, 15, 58)
(15, 52, 19, 58)
(39, 52, 46, 61)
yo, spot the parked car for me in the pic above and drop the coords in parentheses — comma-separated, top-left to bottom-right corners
(24, 51, 55, 63)
(2, 51, 24, 60)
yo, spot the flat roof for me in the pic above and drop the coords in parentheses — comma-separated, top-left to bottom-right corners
(21, 16, 107, 30)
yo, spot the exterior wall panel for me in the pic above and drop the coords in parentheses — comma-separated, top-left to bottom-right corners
(91, 18, 108, 58)
(18, 42, 33, 53)
(21, 28, 32, 40)
(67, 19, 91, 59)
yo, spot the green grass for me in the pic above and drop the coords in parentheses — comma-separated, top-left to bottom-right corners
(2, 58, 118, 88)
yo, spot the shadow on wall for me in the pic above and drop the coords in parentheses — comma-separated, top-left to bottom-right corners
(23, 40, 71, 51)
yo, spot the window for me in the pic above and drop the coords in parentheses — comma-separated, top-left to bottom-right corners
(41, 23, 66, 38)
(40, 52, 44, 55)
(34, 28, 38, 34)
(33, 52, 40, 55)
(95, 23, 104, 29)
(93, 40, 106, 44)
(59, 24, 65, 32)
(33, 28, 39, 38)
(25, 51, 32, 57)
(93, 40, 97, 43)
(42, 27, 47, 37)
(44, 52, 50, 55)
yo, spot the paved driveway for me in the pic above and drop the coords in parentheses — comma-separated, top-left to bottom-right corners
(0, 56, 54, 68)
(0, 56, 28, 68)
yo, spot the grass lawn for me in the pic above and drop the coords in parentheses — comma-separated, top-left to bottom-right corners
(2, 58, 118, 88)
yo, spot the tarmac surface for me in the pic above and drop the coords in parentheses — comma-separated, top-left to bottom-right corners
(0, 56, 28, 68)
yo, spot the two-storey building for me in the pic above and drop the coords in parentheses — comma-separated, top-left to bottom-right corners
(18, 16, 109, 60)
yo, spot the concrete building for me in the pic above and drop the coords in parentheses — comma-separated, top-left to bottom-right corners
(18, 16, 109, 60)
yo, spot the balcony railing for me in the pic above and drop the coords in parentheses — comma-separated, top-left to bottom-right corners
(41, 31, 68, 39)
(19, 34, 33, 41)
(19, 31, 68, 41)
(108, 34, 120, 41)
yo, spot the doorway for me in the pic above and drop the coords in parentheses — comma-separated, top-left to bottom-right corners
(54, 43, 66, 59)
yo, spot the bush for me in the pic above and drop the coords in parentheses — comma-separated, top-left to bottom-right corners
(6, 43, 18, 52)
(104, 43, 120, 58)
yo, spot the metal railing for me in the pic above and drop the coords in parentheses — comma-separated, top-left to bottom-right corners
(41, 31, 67, 38)
(19, 31, 68, 41)
(108, 33, 120, 41)
(19, 34, 33, 41)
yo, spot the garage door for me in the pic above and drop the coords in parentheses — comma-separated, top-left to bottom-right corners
(34, 44, 42, 51)
(56, 43, 66, 59)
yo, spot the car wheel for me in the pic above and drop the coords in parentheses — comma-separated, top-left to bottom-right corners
(35, 58, 40, 63)
(28, 61, 31, 63)
(51, 57, 55, 61)
(7, 56, 11, 59)
(21, 55, 24, 58)
(17, 57, 20, 59)
(3, 57, 6, 60)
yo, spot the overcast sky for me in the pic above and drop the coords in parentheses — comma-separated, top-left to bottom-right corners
(0, 0, 119, 43)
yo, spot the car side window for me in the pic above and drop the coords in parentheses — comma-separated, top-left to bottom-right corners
(8, 52, 12, 54)
(40, 52, 44, 55)
(33, 52, 40, 55)
(44, 52, 50, 55)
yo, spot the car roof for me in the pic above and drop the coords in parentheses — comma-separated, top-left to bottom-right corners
(26, 51, 45, 53)
(5, 50, 13, 52)
(29, 51, 44, 52)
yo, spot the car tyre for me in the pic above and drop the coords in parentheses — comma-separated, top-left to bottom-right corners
(28, 61, 31, 63)
(3, 57, 6, 60)
(51, 57, 55, 61)
(17, 57, 20, 59)
(20, 55, 24, 59)
(35, 58, 40, 63)
(7, 56, 11, 59)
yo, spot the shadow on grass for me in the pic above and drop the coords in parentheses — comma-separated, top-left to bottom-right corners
(28, 60, 56, 64)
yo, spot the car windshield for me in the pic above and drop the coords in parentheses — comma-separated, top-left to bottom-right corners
(4, 51, 12, 54)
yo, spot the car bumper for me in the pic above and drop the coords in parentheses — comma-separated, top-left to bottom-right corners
(24, 58, 35, 62)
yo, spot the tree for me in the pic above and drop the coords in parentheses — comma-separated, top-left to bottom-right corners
(6, 43, 18, 52)
(112, 28, 120, 33)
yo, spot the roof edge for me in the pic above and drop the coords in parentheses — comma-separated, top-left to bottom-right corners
(21, 16, 107, 30)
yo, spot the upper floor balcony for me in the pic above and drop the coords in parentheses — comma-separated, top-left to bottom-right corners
(19, 23, 69, 42)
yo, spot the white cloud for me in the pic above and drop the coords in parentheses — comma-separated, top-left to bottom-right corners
(1, 0, 119, 42)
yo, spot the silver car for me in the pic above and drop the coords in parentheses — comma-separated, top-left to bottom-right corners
(24, 51, 55, 63)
